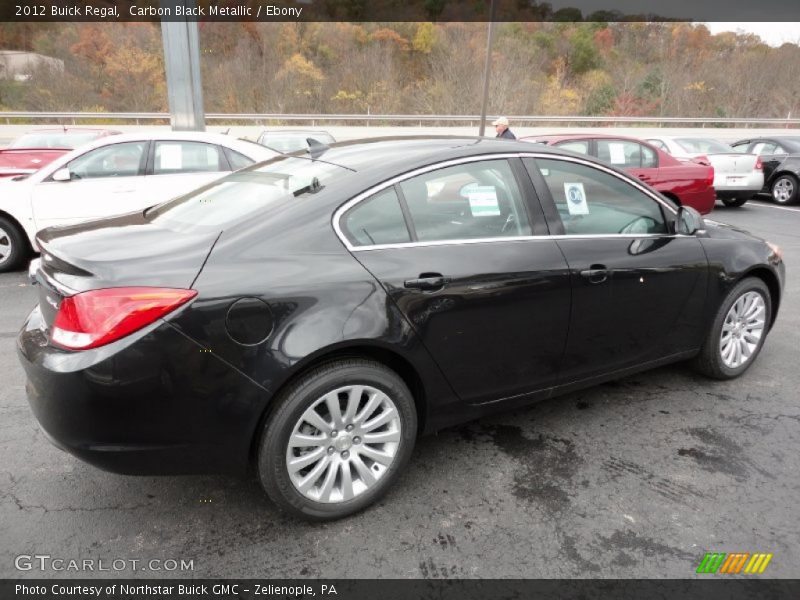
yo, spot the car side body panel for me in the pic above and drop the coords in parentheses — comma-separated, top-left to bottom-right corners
(16, 138, 786, 478)
(172, 200, 460, 441)
(765, 156, 800, 188)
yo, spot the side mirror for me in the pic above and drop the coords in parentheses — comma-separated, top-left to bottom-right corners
(51, 168, 71, 182)
(675, 206, 704, 235)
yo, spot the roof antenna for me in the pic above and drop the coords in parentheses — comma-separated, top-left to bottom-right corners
(307, 138, 329, 159)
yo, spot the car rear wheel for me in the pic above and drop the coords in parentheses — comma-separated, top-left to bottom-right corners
(720, 196, 749, 208)
(0, 216, 29, 273)
(771, 174, 799, 205)
(257, 359, 417, 520)
(692, 277, 771, 380)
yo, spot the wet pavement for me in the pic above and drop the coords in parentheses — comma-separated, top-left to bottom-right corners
(1, 197, 798, 578)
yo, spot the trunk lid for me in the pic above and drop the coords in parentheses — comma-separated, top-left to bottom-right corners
(32, 211, 220, 330)
(704, 153, 758, 175)
(0, 148, 67, 177)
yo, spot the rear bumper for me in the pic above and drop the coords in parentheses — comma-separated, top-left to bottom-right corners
(17, 306, 269, 476)
(713, 171, 764, 194)
(680, 187, 717, 215)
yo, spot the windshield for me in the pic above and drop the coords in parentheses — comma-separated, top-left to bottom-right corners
(9, 132, 104, 150)
(674, 138, 734, 154)
(146, 156, 350, 230)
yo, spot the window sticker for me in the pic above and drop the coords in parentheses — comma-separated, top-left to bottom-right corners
(608, 142, 627, 165)
(158, 144, 183, 170)
(467, 186, 501, 217)
(564, 182, 589, 215)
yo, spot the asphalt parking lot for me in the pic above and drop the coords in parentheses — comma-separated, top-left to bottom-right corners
(1, 197, 798, 579)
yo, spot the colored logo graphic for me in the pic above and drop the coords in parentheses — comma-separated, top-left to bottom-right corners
(696, 552, 773, 574)
(567, 185, 583, 205)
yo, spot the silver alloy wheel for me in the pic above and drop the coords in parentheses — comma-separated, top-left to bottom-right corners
(719, 291, 766, 369)
(286, 385, 402, 504)
(0, 224, 12, 266)
(773, 177, 795, 203)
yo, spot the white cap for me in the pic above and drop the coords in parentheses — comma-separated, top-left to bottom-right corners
(492, 117, 509, 127)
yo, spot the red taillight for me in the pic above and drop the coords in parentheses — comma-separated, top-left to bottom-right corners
(755, 156, 763, 171)
(707, 166, 715, 187)
(51, 287, 197, 350)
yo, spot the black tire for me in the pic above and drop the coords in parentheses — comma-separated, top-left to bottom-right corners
(0, 216, 30, 273)
(770, 173, 799, 205)
(691, 277, 771, 380)
(257, 358, 417, 520)
(721, 196, 749, 208)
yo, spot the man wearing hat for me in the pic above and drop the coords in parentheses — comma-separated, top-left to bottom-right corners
(493, 117, 516, 140)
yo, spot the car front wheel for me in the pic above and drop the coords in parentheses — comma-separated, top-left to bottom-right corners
(692, 277, 771, 380)
(257, 359, 417, 520)
(771, 173, 799, 205)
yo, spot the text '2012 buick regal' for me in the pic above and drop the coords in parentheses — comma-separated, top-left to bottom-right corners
(18, 137, 785, 520)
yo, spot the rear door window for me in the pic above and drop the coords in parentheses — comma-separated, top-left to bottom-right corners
(398, 159, 532, 242)
(596, 140, 657, 169)
(752, 142, 778, 155)
(224, 148, 255, 171)
(554, 140, 590, 155)
(647, 139, 669, 153)
(342, 188, 411, 247)
(153, 141, 225, 175)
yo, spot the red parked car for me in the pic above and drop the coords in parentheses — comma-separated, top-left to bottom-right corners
(0, 128, 120, 179)
(521, 134, 716, 214)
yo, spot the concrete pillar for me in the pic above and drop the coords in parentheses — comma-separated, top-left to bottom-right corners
(160, 0, 205, 131)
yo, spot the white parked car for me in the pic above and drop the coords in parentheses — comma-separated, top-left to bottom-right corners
(647, 136, 764, 207)
(645, 136, 764, 208)
(0, 132, 279, 272)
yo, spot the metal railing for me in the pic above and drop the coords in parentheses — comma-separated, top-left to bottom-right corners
(0, 111, 799, 127)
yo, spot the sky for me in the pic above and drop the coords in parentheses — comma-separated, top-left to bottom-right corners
(703, 22, 800, 47)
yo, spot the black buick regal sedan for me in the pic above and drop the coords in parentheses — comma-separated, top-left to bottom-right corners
(19, 137, 785, 520)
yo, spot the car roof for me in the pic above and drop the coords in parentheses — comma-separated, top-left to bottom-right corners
(736, 136, 800, 142)
(521, 133, 655, 143)
(302, 136, 540, 171)
(63, 131, 274, 155)
(645, 135, 726, 141)
(21, 127, 118, 134)
(267, 136, 620, 178)
(260, 130, 333, 136)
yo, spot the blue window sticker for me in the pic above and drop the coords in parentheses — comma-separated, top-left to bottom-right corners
(564, 182, 589, 215)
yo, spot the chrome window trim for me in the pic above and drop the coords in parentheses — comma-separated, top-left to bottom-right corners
(332, 152, 679, 252)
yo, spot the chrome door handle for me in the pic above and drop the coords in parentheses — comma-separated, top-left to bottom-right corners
(404, 274, 450, 291)
(580, 265, 609, 284)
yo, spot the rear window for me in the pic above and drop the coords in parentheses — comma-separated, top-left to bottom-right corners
(258, 133, 335, 153)
(778, 138, 800, 152)
(675, 138, 734, 154)
(146, 156, 349, 230)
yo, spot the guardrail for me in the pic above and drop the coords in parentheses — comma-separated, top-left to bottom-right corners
(1, 111, 799, 127)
